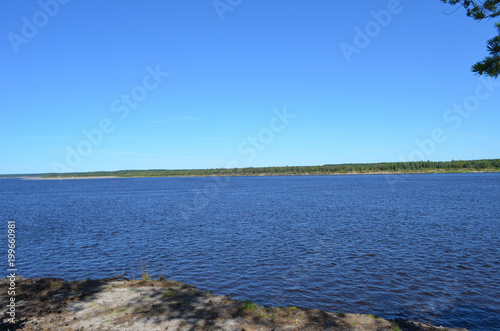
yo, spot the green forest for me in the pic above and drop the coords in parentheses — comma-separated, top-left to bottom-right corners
(42, 158, 500, 178)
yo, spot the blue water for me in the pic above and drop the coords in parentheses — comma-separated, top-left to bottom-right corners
(1, 173, 499, 330)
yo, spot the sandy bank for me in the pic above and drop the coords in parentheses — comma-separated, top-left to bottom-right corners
(0, 276, 468, 331)
(20, 176, 118, 180)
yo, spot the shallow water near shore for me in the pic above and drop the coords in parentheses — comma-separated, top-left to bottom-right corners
(2, 173, 499, 330)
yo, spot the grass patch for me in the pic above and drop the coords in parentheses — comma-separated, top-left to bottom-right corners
(140, 260, 150, 281)
(337, 310, 346, 317)
(112, 307, 128, 317)
(241, 300, 258, 310)
(391, 320, 403, 331)
(165, 290, 177, 298)
(159, 263, 166, 281)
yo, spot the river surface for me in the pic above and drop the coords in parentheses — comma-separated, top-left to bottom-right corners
(1, 173, 499, 330)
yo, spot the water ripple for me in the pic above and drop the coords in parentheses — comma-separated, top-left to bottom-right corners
(1, 174, 499, 330)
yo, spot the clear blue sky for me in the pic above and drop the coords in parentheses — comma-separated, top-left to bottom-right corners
(1, 0, 499, 174)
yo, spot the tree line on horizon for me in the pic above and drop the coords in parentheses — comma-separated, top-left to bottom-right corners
(43, 158, 500, 178)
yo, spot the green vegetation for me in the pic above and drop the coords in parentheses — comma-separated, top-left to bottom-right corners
(165, 290, 177, 298)
(40, 158, 500, 178)
(240, 300, 258, 310)
(259, 309, 276, 320)
(391, 320, 403, 331)
(140, 260, 150, 281)
(159, 264, 167, 281)
(441, 0, 500, 77)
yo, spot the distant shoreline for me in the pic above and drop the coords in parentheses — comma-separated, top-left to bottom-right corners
(12, 169, 500, 180)
(20, 176, 119, 180)
(3, 158, 499, 179)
